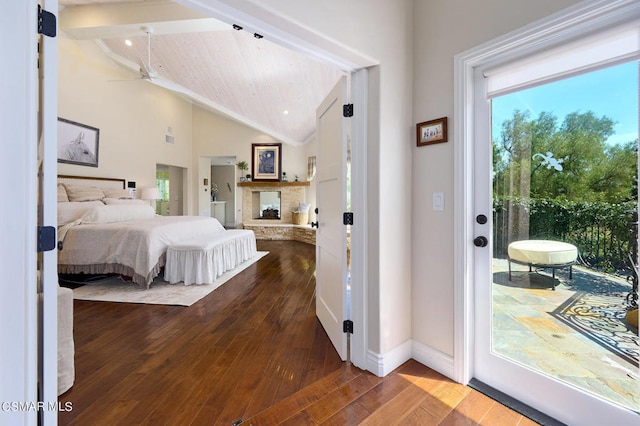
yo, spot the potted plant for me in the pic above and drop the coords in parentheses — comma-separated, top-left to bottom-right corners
(245, 174, 252, 182)
(236, 161, 248, 182)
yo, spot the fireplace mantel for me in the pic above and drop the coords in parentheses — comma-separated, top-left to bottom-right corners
(238, 181, 310, 187)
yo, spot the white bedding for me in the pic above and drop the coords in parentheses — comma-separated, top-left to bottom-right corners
(58, 215, 226, 288)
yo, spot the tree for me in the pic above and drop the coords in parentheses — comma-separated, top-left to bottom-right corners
(493, 110, 636, 203)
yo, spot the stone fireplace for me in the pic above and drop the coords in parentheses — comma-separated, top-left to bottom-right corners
(239, 181, 315, 243)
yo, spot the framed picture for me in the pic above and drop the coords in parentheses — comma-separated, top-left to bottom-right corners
(57, 118, 100, 167)
(252, 143, 282, 182)
(417, 117, 448, 146)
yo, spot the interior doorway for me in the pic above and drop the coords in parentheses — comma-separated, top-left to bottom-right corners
(156, 164, 186, 216)
(210, 156, 236, 228)
(197, 156, 237, 228)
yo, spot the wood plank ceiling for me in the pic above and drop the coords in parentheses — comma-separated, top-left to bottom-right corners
(59, 0, 344, 145)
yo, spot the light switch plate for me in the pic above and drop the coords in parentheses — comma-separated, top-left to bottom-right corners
(433, 192, 444, 211)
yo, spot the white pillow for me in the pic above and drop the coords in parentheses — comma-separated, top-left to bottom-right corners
(102, 188, 133, 199)
(298, 202, 311, 213)
(81, 204, 155, 224)
(58, 201, 104, 226)
(103, 198, 145, 205)
(64, 185, 104, 202)
(57, 184, 69, 203)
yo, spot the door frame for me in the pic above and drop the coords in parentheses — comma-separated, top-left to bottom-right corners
(181, 0, 372, 370)
(40, 0, 60, 423)
(453, 0, 640, 418)
(0, 0, 56, 423)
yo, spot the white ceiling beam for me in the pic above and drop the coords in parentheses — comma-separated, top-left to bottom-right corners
(61, 0, 229, 39)
(176, 0, 378, 72)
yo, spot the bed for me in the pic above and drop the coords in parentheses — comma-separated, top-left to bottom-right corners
(57, 175, 256, 288)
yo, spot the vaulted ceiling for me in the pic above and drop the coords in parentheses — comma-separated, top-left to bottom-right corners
(58, 0, 344, 145)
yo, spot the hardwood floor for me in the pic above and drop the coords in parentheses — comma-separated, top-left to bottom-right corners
(58, 240, 536, 425)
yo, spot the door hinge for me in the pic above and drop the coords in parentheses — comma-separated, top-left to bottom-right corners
(343, 320, 354, 334)
(343, 212, 354, 225)
(38, 5, 57, 38)
(343, 103, 354, 117)
(37, 226, 56, 252)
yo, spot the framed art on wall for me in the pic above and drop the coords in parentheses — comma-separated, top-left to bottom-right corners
(57, 118, 100, 167)
(417, 117, 448, 146)
(252, 143, 282, 182)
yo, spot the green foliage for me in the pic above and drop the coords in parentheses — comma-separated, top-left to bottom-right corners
(493, 110, 637, 203)
(492, 109, 638, 274)
(494, 197, 636, 273)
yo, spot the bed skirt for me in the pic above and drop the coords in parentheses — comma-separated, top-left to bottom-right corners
(164, 230, 257, 285)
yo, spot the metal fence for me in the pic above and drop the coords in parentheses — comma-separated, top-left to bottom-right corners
(493, 197, 638, 276)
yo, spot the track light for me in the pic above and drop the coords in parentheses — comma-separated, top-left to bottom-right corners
(232, 24, 243, 31)
(254, 33, 263, 39)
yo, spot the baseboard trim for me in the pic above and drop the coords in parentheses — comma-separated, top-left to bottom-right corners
(365, 339, 456, 379)
(411, 340, 455, 379)
(366, 339, 412, 377)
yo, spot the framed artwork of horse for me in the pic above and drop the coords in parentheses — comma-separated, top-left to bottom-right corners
(57, 118, 100, 167)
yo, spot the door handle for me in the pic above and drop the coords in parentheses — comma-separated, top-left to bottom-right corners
(474, 236, 488, 247)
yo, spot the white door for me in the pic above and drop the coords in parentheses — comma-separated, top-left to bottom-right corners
(315, 76, 349, 360)
(472, 62, 639, 424)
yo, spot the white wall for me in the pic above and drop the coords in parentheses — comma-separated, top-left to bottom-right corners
(58, 34, 310, 219)
(411, 0, 583, 357)
(58, 35, 193, 197)
(192, 107, 307, 225)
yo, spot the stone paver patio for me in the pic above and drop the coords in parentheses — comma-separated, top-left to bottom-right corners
(492, 258, 639, 413)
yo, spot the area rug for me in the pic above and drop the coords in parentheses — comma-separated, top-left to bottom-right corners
(550, 291, 639, 367)
(72, 251, 268, 306)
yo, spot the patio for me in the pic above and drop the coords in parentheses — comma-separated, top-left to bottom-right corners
(492, 258, 639, 413)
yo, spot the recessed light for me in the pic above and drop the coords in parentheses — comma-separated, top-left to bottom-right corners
(125, 39, 133, 47)
(283, 110, 289, 115)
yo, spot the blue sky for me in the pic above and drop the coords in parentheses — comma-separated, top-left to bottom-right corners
(492, 61, 638, 146)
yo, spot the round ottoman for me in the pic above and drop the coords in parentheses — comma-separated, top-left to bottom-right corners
(507, 240, 578, 289)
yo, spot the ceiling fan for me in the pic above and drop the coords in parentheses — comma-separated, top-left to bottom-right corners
(108, 26, 188, 96)
(137, 26, 158, 81)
